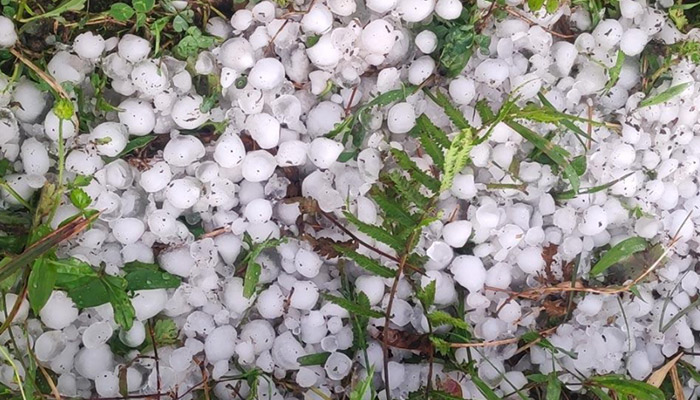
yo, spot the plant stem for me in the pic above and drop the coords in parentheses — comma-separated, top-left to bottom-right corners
(0, 181, 32, 210)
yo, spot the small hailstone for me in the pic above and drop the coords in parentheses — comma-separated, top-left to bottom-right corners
(387, 102, 416, 134)
(307, 101, 344, 137)
(0, 108, 19, 145)
(328, 0, 356, 16)
(244, 199, 273, 223)
(40, 291, 78, 330)
(90, 122, 128, 157)
(35, 331, 66, 362)
(163, 135, 205, 167)
(276, 140, 308, 166)
(367, 0, 398, 13)
(306, 34, 341, 69)
(169, 347, 193, 372)
(620, 28, 648, 56)
(355, 275, 385, 305)
(435, 0, 462, 20)
(252, 1, 275, 22)
(139, 162, 171, 193)
(0, 294, 28, 324)
(223, 278, 256, 315)
(240, 320, 275, 354)
(475, 59, 510, 87)
(165, 178, 202, 209)
(0, 16, 18, 48)
(119, 321, 146, 347)
(112, 218, 145, 244)
(308, 138, 344, 169)
(415, 30, 438, 54)
(241, 150, 277, 182)
(324, 352, 352, 380)
(75, 345, 114, 380)
(360, 20, 396, 54)
(290, 281, 320, 310)
(449, 77, 476, 105)
(272, 331, 305, 370)
(408, 56, 435, 85)
(12, 80, 47, 123)
(397, 0, 435, 22)
(220, 38, 255, 72)
(249, 58, 286, 90)
(246, 112, 281, 149)
(214, 134, 246, 168)
(205, 326, 237, 362)
(426, 241, 453, 270)
(231, 9, 253, 31)
(131, 61, 169, 96)
(450, 255, 486, 292)
(118, 99, 156, 136)
(82, 322, 113, 349)
(516, 247, 544, 274)
(295, 248, 323, 278)
(256, 285, 285, 319)
(578, 205, 608, 236)
(301, 5, 333, 34)
(117, 34, 151, 63)
(577, 294, 603, 316)
(592, 19, 623, 49)
(171, 95, 210, 129)
(42, 109, 76, 142)
(497, 301, 522, 324)
(627, 351, 653, 380)
(20, 138, 50, 176)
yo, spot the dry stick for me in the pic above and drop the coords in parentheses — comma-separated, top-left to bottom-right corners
(27, 344, 63, 400)
(147, 320, 163, 400)
(450, 326, 558, 349)
(503, 7, 575, 39)
(9, 47, 71, 101)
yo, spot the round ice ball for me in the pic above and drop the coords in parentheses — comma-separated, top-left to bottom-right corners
(163, 134, 205, 167)
(290, 281, 320, 310)
(0, 16, 18, 48)
(131, 60, 169, 96)
(256, 285, 285, 319)
(0, 108, 19, 145)
(171, 94, 210, 130)
(308, 138, 344, 169)
(324, 352, 352, 380)
(82, 321, 113, 349)
(119, 321, 146, 347)
(244, 198, 273, 223)
(131, 289, 167, 320)
(139, 161, 172, 193)
(397, 0, 435, 22)
(355, 275, 385, 305)
(246, 112, 280, 149)
(360, 20, 396, 54)
(294, 248, 323, 278)
(219, 38, 255, 72)
(73, 32, 105, 59)
(43, 109, 77, 141)
(241, 150, 277, 182)
(516, 246, 545, 274)
(415, 30, 438, 54)
(214, 134, 246, 168)
(0, 294, 29, 324)
(12, 80, 47, 123)
(387, 102, 416, 134)
(40, 291, 79, 330)
(112, 218, 145, 244)
(450, 255, 486, 292)
(620, 28, 648, 56)
(118, 98, 156, 136)
(249, 58, 286, 90)
(205, 326, 237, 362)
(301, 5, 333, 34)
(223, 277, 256, 315)
(276, 140, 308, 166)
(90, 122, 128, 157)
(442, 220, 473, 248)
(117, 34, 151, 63)
(165, 178, 202, 209)
(449, 77, 476, 105)
(240, 320, 275, 354)
(408, 56, 435, 85)
(20, 138, 50, 176)
(435, 0, 462, 20)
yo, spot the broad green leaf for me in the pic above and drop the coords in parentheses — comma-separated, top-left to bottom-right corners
(546, 373, 562, 400)
(110, 135, 155, 160)
(108, 2, 134, 21)
(104, 275, 135, 330)
(528, 0, 545, 10)
(440, 25, 475, 78)
(604, 51, 625, 92)
(69, 188, 91, 210)
(28, 257, 57, 314)
(322, 294, 384, 319)
(173, 14, 189, 32)
(639, 82, 691, 108)
(243, 262, 262, 298)
(61, 277, 110, 308)
(20, 0, 86, 22)
(132, 0, 154, 13)
(588, 387, 614, 400)
(428, 310, 468, 330)
(416, 279, 436, 309)
(590, 237, 648, 276)
(240, 234, 285, 298)
(123, 264, 181, 291)
(72, 175, 93, 187)
(334, 247, 396, 279)
(441, 128, 474, 192)
(297, 352, 331, 366)
(589, 375, 665, 400)
(571, 155, 587, 176)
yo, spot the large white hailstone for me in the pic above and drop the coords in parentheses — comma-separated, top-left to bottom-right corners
(295, 248, 323, 278)
(442, 221, 472, 248)
(40, 291, 79, 330)
(324, 352, 352, 380)
(0, 174, 35, 206)
(355, 275, 385, 305)
(290, 281, 320, 310)
(246, 112, 280, 149)
(415, 30, 438, 54)
(367, 0, 398, 13)
(11, 80, 47, 123)
(256, 285, 285, 319)
(223, 278, 256, 315)
(47, 51, 88, 84)
(516, 246, 544, 274)
(171, 95, 210, 129)
(0, 74, 11, 107)
(306, 34, 341, 69)
(131, 61, 169, 96)
(397, 0, 435, 22)
(112, 218, 145, 244)
(272, 331, 305, 370)
(90, 122, 128, 157)
(252, 1, 275, 22)
(450, 255, 486, 292)
(426, 241, 453, 270)
(306, 101, 344, 137)
(592, 19, 623, 49)
(551, 42, 577, 76)
(95, 372, 119, 397)
(119, 321, 146, 347)
(0, 16, 17, 48)
(75, 344, 114, 379)
(627, 350, 652, 380)
(35, 331, 66, 362)
(219, 38, 255, 72)
(240, 320, 275, 354)
(43, 109, 77, 141)
(20, 138, 50, 176)
(169, 347, 193, 372)
(82, 322, 113, 349)
(276, 140, 308, 166)
(620, 0, 643, 18)
(73, 32, 105, 59)
(230, 9, 253, 31)
(475, 58, 510, 87)
(147, 210, 178, 238)
(620, 28, 648, 56)
(244, 198, 272, 223)
(328, 0, 355, 15)
(408, 55, 435, 85)
(205, 326, 237, 362)
(214, 134, 246, 168)
(0, 294, 29, 324)
(308, 138, 344, 169)
(118, 98, 156, 136)
(131, 289, 167, 320)
(435, 0, 462, 20)
(301, 5, 333, 34)
(206, 16, 232, 39)
(241, 150, 277, 182)
(139, 161, 171, 193)
(668, 209, 695, 242)
(577, 294, 603, 316)
(117, 34, 151, 63)
(387, 102, 416, 134)
(165, 177, 202, 209)
(360, 20, 396, 55)
(578, 205, 608, 236)
(249, 58, 286, 91)
(448, 77, 476, 105)
(163, 134, 205, 167)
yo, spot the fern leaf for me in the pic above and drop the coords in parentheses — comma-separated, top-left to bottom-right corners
(423, 89, 471, 130)
(370, 189, 417, 228)
(440, 128, 474, 192)
(391, 149, 441, 193)
(428, 310, 469, 330)
(416, 279, 436, 309)
(322, 293, 384, 318)
(334, 246, 396, 278)
(416, 114, 450, 148)
(475, 99, 496, 124)
(386, 172, 430, 208)
(343, 211, 405, 251)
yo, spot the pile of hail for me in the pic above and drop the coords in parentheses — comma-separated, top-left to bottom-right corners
(0, 0, 700, 398)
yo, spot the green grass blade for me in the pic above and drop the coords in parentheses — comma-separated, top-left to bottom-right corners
(297, 352, 331, 366)
(604, 51, 625, 92)
(639, 82, 691, 108)
(590, 237, 648, 276)
(589, 375, 665, 400)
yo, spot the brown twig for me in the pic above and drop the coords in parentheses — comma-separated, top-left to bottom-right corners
(147, 320, 163, 399)
(449, 326, 558, 348)
(503, 7, 576, 39)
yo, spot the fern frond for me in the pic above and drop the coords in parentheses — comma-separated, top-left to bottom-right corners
(391, 149, 441, 193)
(333, 246, 396, 278)
(423, 89, 471, 130)
(428, 310, 469, 330)
(386, 172, 430, 208)
(343, 211, 405, 251)
(323, 293, 385, 318)
(441, 128, 474, 192)
(370, 189, 418, 228)
(475, 99, 496, 124)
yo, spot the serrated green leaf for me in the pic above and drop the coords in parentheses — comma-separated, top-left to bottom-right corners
(334, 246, 395, 278)
(441, 128, 474, 192)
(429, 335, 451, 356)
(28, 257, 57, 314)
(370, 189, 417, 228)
(416, 279, 436, 309)
(528, 0, 545, 10)
(108, 2, 134, 21)
(343, 211, 405, 251)
(416, 114, 450, 148)
(424, 89, 471, 130)
(589, 375, 665, 400)
(428, 310, 468, 330)
(475, 99, 496, 124)
(386, 172, 430, 208)
(391, 149, 441, 193)
(416, 125, 445, 169)
(69, 188, 91, 210)
(639, 82, 691, 108)
(151, 319, 179, 346)
(322, 294, 384, 318)
(297, 352, 331, 366)
(590, 237, 648, 276)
